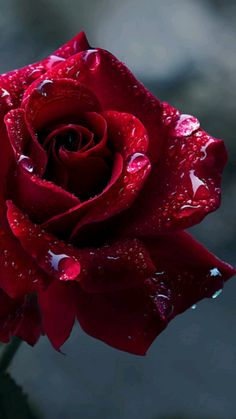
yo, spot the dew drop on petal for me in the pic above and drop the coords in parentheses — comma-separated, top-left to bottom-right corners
(36, 79, 53, 97)
(47, 249, 81, 281)
(170, 114, 200, 138)
(189, 170, 210, 199)
(126, 153, 150, 174)
(45, 55, 66, 69)
(191, 304, 197, 310)
(209, 267, 222, 278)
(211, 289, 223, 299)
(17, 155, 35, 173)
(0, 87, 13, 107)
(82, 49, 101, 71)
(28, 67, 45, 81)
(174, 204, 202, 219)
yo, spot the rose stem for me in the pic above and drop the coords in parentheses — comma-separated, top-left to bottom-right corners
(0, 337, 22, 372)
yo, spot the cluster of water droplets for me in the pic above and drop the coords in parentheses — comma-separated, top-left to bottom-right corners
(126, 152, 150, 174)
(146, 272, 174, 322)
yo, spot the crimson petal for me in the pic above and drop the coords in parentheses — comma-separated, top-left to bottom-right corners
(75, 232, 235, 355)
(144, 231, 236, 315)
(38, 281, 76, 350)
(0, 227, 47, 299)
(118, 104, 228, 236)
(7, 201, 81, 282)
(0, 289, 42, 345)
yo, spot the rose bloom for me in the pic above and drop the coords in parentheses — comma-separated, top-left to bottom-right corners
(0, 32, 235, 355)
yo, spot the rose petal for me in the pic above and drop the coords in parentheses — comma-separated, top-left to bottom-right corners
(117, 105, 227, 236)
(79, 238, 156, 293)
(7, 202, 81, 282)
(22, 78, 101, 132)
(0, 227, 47, 298)
(7, 201, 156, 292)
(144, 231, 236, 315)
(38, 281, 76, 350)
(0, 289, 42, 345)
(5, 108, 47, 175)
(75, 284, 166, 355)
(23, 48, 163, 163)
(75, 232, 235, 355)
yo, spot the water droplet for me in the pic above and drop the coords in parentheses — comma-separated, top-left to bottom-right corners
(17, 155, 35, 173)
(45, 55, 65, 69)
(83, 49, 100, 71)
(189, 170, 210, 199)
(209, 268, 222, 278)
(170, 114, 200, 138)
(47, 249, 81, 281)
(106, 255, 120, 261)
(211, 289, 223, 299)
(28, 67, 45, 81)
(36, 79, 53, 97)
(154, 293, 174, 320)
(175, 204, 201, 218)
(0, 88, 13, 107)
(127, 153, 150, 174)
(191, 304, 197, 309)
(200, 139, 214, 161)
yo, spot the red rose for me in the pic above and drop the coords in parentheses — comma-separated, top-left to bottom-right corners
(0, 32, 235, 354)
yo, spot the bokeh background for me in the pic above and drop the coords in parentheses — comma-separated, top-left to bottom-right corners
(0, 0, 235, 418)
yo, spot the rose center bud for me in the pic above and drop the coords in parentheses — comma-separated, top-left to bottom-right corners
(41, 118, 112, 201)
(55, 129, 81, 152)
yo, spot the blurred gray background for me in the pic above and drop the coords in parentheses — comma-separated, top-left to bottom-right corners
(0, 0, 235, 418)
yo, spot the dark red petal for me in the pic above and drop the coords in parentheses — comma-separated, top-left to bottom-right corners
(75, 285, 166, 355)
(23, 48, 163, 163)
(0, 227, 47, 299)
(102, 111, 149, 158)
(13, 295, 42, 345)
(118, 106, 228, 236)
(144, 231, 236, 316)
(7, 202, 81, 282)
(43, 113, 151, 238)
(75, 232, 235, 355)
(46, 31, 90, 60)
(7, 201, 155, 293)
(38, 281, 76, 350)
(79, 238, 156, 293)
(22, 78, 101, 132)
(5, 108, 47, 175)
(0, 32, 90, 111)
(0, 289, 42, 345)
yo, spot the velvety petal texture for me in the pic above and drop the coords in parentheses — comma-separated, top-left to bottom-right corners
(0, 32, 234, 355)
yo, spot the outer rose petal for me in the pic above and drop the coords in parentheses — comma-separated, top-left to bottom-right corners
(116, 104, 228, 236)
(38, 281, 76, 350)
(75, 232, 235, 355)
(75, 284, 166, 356)
(0, 227, 47, 298)
(144, 231, 236, 316)
(23, 48, 163, 163)
(7, 201, 156, 292)
(0, 289, 42, 345)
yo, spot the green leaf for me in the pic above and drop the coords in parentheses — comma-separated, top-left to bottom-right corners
(0, 373, 38, 419)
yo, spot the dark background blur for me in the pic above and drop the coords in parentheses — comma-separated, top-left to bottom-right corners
(0, 0, 235, 418)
